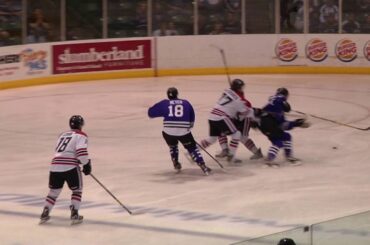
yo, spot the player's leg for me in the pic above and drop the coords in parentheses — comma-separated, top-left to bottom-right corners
(240, 118, 263, 159)
(40, 172, 64, 223)
(215, 135, 229, 158)
(180, 133, 211, 175)
(66, 167, 84, 224)
(199, 120, 220, 148)
(282, 132, 300, 164)
(162, 131, 181, 170)
(265, 139, 284, 166)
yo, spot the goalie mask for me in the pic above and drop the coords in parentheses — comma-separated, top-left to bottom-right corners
(167, 87, 178, 100)
(69, 115, 84, 130)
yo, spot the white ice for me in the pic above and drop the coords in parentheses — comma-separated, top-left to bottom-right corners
(0, 74, 369, 245)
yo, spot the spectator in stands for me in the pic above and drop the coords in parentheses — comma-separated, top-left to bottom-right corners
(309, 3, 321, 32)
(27, 8, 51, 43)
(277, 238, 296, 245)
(133, 1, 147, 34)
(293, 0, 304, 32)
(361, 14, 370, 33)
(153, 21, 179, 36)
(342, 13, 361, 33)
(319, 13, 338, 33)
(319, 0, 338, 25)
(209, 21, 229, 35)
(0, 0, 22, 23)
(0, 29, 11, 46)
(224, 12, 241, 34)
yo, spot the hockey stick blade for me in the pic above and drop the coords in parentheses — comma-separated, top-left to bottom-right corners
(293, 110, 370, 131)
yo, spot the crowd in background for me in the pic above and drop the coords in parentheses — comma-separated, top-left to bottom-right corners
(0, 0, 369, 47)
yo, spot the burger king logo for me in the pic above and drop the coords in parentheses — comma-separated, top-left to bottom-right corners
(335, 39, 357, 62)
(276, 38, 298, 62)
(306, 38, 328, 62)
(364, 40, 370, 61)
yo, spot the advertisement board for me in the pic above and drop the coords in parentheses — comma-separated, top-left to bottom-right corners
(52, 39, 152, 74)
(0, 44, 51, 81)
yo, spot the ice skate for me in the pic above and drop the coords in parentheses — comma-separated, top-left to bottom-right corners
(39, 207, 50, 224)
(172, 160, 182, 172)
(199, 163, 212, 176)
(250, 148, 263, 160)
(226, 154, 242, 164)
(264, 159, 280, 168)
(215, 148, 229, 158)
(70, 205, 83, 225)
(286, 157, 302, 166)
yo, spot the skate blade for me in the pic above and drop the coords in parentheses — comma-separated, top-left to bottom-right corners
(263, 163, 280, 168)
(71, 217, 83, 225)
(39, 217, 50, 225)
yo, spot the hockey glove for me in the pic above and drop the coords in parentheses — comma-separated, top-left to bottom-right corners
(82, 160, 92, 175)
(293, 118, 310, 128)
(282, 101, 291, 112)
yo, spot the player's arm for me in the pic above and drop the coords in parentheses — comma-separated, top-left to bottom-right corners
(148, 100, 166, 118)
(76, 134, 91, 175)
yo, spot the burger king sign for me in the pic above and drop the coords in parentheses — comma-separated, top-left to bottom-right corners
(335, 38, 357, 62)
(306, 38, 328, 62)
(276, 38, 298, 62)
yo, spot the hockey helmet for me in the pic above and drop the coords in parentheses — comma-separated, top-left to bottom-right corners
(276, 87, 289, 97)
(69, 115, 84, 130)
(277, 238, 296, 245)
(167, 87, 178, 100)
(230, 79, 245, 91)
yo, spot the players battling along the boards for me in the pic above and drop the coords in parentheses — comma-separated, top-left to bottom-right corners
(148, 79, 311, 173)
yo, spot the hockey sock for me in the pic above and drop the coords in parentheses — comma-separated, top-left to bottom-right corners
(169, 145, 179, 162)
(241, 137, 258, 154)
(218, 136, 228, 150)
(44, 188, 62, 210)
(283, 140, 293, 158)
(267, 145, 280, 161)
(188, 147, 205, 164)
(229, 131, 241, 156)
(71, 190, 82, 210)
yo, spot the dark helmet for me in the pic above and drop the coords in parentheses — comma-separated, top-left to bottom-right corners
(276, 87, 289, 97)
(277, 238, 296, 245)
(167, 87, 178, 100)
(230, 79, 245, 91)
(69, 115, 84, 130)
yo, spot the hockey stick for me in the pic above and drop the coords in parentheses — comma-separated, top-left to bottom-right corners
(210, 44, 231, 85)
(293, 110, 370, 131)
(90, 173, 133, 215)
(196, 141, 224, 168)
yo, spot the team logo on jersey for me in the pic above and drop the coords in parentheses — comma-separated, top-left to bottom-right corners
(335, 39, 357, 62)
(276, 38, 298, 62)
(306, 38, 328, 62)
(364, 40, 370, 61)
(20, 48, 47, 72)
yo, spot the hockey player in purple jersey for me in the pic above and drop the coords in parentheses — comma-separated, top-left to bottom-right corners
(148, 87, 211, 175)
(255, 88, 310, 166)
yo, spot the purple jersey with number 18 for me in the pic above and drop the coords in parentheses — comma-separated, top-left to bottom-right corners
(148, 99, 195, 136)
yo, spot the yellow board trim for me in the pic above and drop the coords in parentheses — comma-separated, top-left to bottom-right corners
(1, 66, 369, 90)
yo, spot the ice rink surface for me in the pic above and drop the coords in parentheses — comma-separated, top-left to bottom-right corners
(0, 74, 369, 245)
